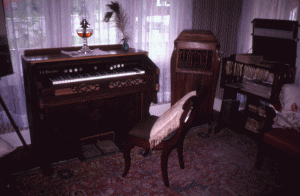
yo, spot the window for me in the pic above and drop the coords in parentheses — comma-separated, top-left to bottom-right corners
(157, 0, 170, 7)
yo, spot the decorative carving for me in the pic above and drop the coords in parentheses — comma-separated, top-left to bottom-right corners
(89, 109, 102, 123)
(109, 78, 145, 88)
(55, 83, 101, 96)
(72, 83, 100, 93)
(177, 49, 213, 71)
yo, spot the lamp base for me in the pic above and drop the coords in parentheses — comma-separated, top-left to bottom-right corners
(78, 46, 93, 54)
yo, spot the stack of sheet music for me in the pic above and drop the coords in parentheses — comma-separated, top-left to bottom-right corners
(242, 79, 272, 99)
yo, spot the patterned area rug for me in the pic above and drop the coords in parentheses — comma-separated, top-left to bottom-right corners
(12, 125, 277, 196)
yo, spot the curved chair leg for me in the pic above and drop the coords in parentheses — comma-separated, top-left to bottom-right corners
(161, 149, 172, 187)
(122, 142, 135, 177)
(177, 143, 185, 169)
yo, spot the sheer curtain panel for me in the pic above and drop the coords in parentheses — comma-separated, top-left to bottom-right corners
(122, 0, 193, 103)
(0, 0, 192, 138)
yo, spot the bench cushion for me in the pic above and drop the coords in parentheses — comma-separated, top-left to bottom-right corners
(264, 128, 300, 158)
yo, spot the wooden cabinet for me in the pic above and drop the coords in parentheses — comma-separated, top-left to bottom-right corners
(170, 30, 221, 126)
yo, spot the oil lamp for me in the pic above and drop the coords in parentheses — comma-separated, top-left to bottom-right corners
(76, 19, 93, 54)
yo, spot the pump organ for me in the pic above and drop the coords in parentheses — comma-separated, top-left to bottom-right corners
(22, 45, 159, 160)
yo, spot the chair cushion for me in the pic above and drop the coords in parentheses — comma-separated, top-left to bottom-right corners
(149, 91, 196, 148)
(129, 116, 159, 139)
(264, 128, 300, 158)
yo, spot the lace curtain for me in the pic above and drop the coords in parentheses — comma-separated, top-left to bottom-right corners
(236, 0, 300, 108)
(0, 0, 192, 135)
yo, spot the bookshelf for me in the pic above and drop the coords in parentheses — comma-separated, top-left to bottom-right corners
(216, 57, 293, 135)
(216, 19, 298, 136)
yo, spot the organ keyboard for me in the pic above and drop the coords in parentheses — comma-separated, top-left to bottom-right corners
(49, 65, 145, 85)
(22, 44, 159, 162)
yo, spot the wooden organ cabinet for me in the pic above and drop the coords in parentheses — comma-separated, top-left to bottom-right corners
(171, 30, 221, 126)
(22, 44, 159, 162)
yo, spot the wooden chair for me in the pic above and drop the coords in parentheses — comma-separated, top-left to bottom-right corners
(121, 87, 208, 187)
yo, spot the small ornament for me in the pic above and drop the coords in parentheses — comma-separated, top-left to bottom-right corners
(122, 39, 129, 51)
(103, 1, 130, 51)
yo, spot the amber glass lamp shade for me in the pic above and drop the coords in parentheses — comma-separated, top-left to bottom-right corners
(76, 20, 93, 54)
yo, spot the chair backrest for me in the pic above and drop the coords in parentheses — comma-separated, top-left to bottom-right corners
(171, 86, 208, 143)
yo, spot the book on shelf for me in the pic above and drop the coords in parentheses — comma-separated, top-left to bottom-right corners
(248, 104, 258, 113)
(220, 99, 240, 124)
(245, 123, 260, 133)
(245, 117, 265, 133)
(258, 106, 266, 117)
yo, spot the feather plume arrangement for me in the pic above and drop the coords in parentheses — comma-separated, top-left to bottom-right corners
(103, 1, 129, 41)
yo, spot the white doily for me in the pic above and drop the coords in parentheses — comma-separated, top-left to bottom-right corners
(61, 48, 110, 57)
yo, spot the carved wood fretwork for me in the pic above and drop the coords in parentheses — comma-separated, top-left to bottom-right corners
(109, 78, 145, 88)
(73, 83, 101, 93)
(177, 49, 213, 71)
(54, 83, 101, 96)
